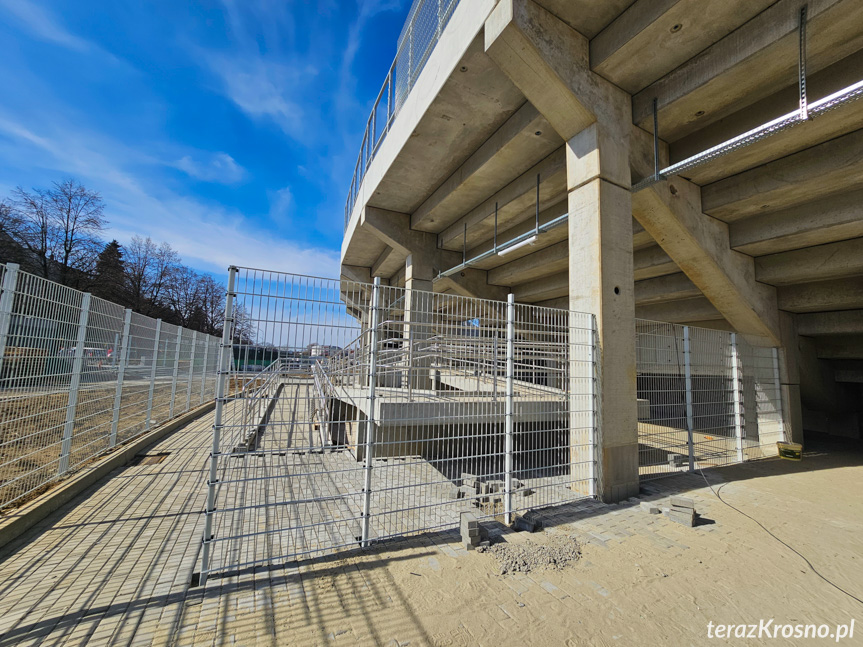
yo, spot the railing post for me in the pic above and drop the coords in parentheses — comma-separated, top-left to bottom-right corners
(731, 333, 745, 463)
(201, 338, 211, 403)
(504, 293, 515, 525)
(58, 292, 91, 475)
(200, 266, 237, 586)
(361, 277, 381, 547)
(169, 327, 182, 417)
(772, 347, 784, 439)
(0, 263, 21, 381)
(145, 319, 162, 431)
(186, 330, 197, 412)
(110, 309, 133, 448)
(683, 325, 695, 472)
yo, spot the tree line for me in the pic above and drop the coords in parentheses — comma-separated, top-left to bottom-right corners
(0, 179, 227, 336)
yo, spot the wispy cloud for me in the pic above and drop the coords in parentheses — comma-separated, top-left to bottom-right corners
(0, 0, 92, 52)
(0, 113, 340, 279)
(174, 152, 246, 184)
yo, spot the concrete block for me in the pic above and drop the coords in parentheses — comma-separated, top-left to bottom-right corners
(640, 502, 661, 515)
(512, 515, 540, 533)
(666, 508, 695, 527)
(670, 496, 694, 510)
(461, 473, 479, 489)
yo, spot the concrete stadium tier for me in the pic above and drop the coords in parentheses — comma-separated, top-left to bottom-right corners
(341, 0, 863, 499)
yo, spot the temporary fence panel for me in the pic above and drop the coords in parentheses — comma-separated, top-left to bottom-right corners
(0, 263, 221, 509)
(635, 319, 787, 481)
(199, 268, 596, 582)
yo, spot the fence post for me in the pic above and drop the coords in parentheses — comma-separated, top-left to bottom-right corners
(110, 309, 133, 448)
(683, 325, 695, 472)
(361, 277, 381, 547)
(169, 327, 182, 417)
(0, 263, 21, 381)
(145, 319, 162, 431)
(186, 330, 197, 412)
(200, 337, 211, 404)
(730, 333, 745, 463)
(772, 347, 784, 439)
(58, 293, 92, 475)
(589, 316, 598, 498)
(200, 267, 237, 586)
(504, 293, 515, 525)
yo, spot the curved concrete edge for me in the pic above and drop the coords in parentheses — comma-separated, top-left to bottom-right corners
(0, 400, 216, 554)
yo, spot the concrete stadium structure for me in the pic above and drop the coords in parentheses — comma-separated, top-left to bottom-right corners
(341, 0, 863, 502)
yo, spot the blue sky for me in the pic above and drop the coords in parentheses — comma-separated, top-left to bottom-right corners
(0, 0, 412, 281)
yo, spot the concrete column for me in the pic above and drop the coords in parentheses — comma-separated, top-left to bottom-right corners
(778, 311, 804, 444)
(567, 126, 639, 503)
(404, 252, 434, 391)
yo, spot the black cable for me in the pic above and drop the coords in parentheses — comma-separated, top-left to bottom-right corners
(697, 468, 863, 607)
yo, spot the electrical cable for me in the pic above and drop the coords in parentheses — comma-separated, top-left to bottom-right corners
(697, 467, 863, 607)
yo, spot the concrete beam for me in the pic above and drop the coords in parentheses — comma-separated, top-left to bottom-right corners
(488, 239, 568, 286)
(632, 178, 781, 344)
(702, 128, 863, 223)
(412, 102, 559, 231)
(777, 278, 863, 313)
(797, 310, 863, 336)
(362, 206, 462, 273)
(816, 335, 863, 360)
(635, 297, 722, 323)
(635, 272, 700, 306)
(341, 264, 372, 285)
(485, 0, 630, 180)
(633, 245, 677, 281)
(434, 268, 510, 301)
(591, 0, 773, 94)
(438, 148, 566, 249)
(533, 0, 634, 39)
(512, 270, 568, 303)
(371, 246, 400, 278)
(730, 189, 863, 257)
(632, 0, 863, 141)
(632, 219, 654, 251)
(756, 238, 863, 287)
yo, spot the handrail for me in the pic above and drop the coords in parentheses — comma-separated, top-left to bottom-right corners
(344, 0, 461, 231)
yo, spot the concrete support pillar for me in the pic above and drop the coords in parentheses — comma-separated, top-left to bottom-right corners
(404, 252, 434, 391)
(778, 311, 804, 444)
(567, 127, 639, 503)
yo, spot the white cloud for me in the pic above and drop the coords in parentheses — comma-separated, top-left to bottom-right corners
(268, 186, 293, 222)
(0, 0, 92, 52)
(0, 114, 340, 280)
(174, 152, 246, 184)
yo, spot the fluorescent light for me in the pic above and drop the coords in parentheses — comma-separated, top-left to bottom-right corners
(497, 235, 537, 256)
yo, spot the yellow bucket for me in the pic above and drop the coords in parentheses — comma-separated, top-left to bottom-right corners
(777, 441, 803, 461)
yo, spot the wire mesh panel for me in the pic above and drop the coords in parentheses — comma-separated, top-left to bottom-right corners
(200, 268, 596, 581)
(0, 263, 221, 510)
(636, 319, 787, 481)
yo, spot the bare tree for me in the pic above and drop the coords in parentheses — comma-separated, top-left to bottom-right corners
(165, 266, 203, 328)
(124, 236, 180, 314)
(197, 274, 226, 335)
(4, 179, 106, 287)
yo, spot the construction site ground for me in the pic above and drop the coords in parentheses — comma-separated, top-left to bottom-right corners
(0, 407, 860, 646)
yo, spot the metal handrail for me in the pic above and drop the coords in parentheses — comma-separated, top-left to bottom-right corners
(344, 0, 461, 231)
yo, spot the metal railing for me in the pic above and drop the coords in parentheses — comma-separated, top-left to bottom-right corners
(199, 268, 596, 582)
(0, 262, 221, 510)
(635, 319, 786, 480)
(344, 0, 461, 231)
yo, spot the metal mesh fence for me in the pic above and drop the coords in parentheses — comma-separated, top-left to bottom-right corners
(635, 319, 786, 481)
(200, 268, 596, 581)
(0, 263, 221, 510)
(345, 0, 461, 229)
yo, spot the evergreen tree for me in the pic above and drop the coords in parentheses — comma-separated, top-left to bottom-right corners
(92, 240, 126, 304)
